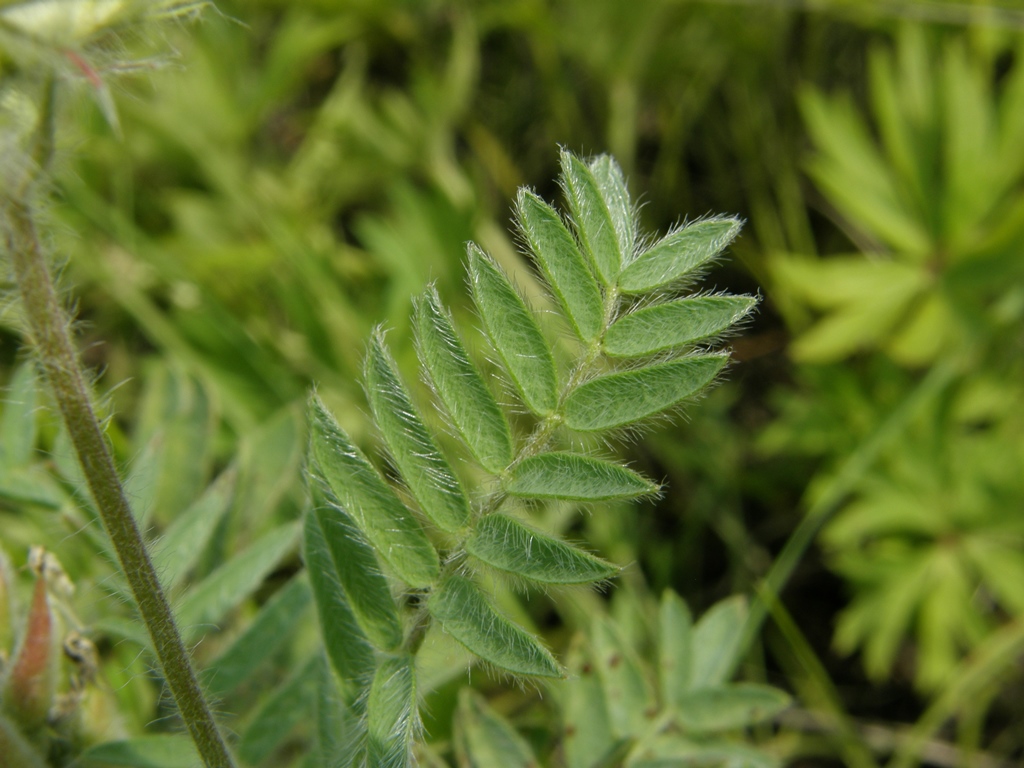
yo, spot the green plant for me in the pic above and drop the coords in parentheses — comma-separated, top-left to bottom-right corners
(304, 149, 769, 764)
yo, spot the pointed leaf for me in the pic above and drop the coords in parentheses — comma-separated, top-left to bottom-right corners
(467, 245, 558, 416)
(302, 510, 375, 686)
(365, 330, 470, 533)
(175, 522, 299, 641)
(618, 218, 741, 294)
(153, 467, 235, 593)
(237, 656, 319, 765)
(366, 654, 418, 768)
(589, 155, 636, 263)
(563, 355, 727, 432)
(691, 596, 748, 689)
(455, 688, 538, 768)
(1, 362, 37, 466)
(414, 287, 513, 474)
(516, 190, 604, 342)
(311, 476, 404, 651)
(309, 395, 439, 587)
(604, 296, 756, 358)
(203, 574, 312, 698)
(429, 574, 563, 678)
(591, 616, 657, 739)
(658, 590, 693, 708)
(674, 684, 791, 732)
(466, 513, 618, 585)
(504, 452, 658, 501)
(560, 149, 622, 285)
(562, 634, 616, 768)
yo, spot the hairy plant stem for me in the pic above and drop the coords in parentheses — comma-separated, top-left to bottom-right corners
(3, 200, 236, 768)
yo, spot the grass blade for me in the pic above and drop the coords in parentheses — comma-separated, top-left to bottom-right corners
(604, 295, 756, 358)
(466, 513, 619, 585)
(429, 574, 563, 678)
(309, 395, 439, 587)
(618, 217, 741, 294)
(366, 654, 418, 768)
(237, 656, 319, 765)
(560, 149, 622, 285)
(365, 329, 470, 533)
(1, 362, 37, 466)
(563, 355, 727, 432)
(516, 190, 603, 342)
(504, 452, 658, 501)
(467, 244, 557, 417)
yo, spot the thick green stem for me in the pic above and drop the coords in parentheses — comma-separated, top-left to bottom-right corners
(2, 201, 236, 768)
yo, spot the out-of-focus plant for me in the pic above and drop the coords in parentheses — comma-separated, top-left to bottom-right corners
(766, 21, 1024, 733)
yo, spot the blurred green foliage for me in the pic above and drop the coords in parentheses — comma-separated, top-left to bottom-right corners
(3, 0, 1024, 765)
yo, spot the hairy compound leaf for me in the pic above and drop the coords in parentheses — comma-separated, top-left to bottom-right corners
(203, 574, 312, 698)
(674, 684, 791, 732)
(153, 467, 235, 594)
(604, 295, 757, 358)
(414, 287, 513, 474)
(303, 510, 375, 687)
(562, 634, 616, 768)
(365, 329, 470, 533)
(691, 596, 748, 689)
(176, 522, 299, 642)
(429, 574, 563, 678)
(466, 513, 618, 585)
(467, 244, 558, 416)
(658, 590, 693, 708)
(618, 217, 741, 294)
(367, 654, 418, 768)
(516, 189, 603, 342)
(455, 688, 539, 768)
(237, 656, 319, 765)
(592, 617, 657, 739)
(560, 149, 622, 285)
(589, 155, 636, 263)
(563, 355, 728, 432)
(311, 476, 404, 651)
(309, 395, 439, 587)
(504, 452, 658, 501)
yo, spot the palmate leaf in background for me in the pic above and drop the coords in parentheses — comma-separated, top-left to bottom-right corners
(305, 150, 756, 765)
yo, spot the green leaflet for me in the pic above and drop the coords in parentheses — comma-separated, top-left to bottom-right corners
(237, 656, 319, 765)
(75, 736, 199, 768)
(628, 737, 780, 768)
(563, 355, 728, 432)
(315, 656, 365, 768)
(674, 684, 791, 732)
(589, 155, 636, 263)
(309, 395, 439, 587)
(311, 476, 404, 652)
(465, 513, 618, 585)
(562, 634, 616, 768)
(365, 329, 470, 533)
(591, 616, 658, 739)
(467, 244, 558, 416)
(618, 217, 741, 294)
(302, 509, 375, 687)
(203, 574, 312, 698)
(367, 654, 418, 768)
(414, 287, 513, 474)
(658, 590, 693, 709)
(604, 295, 757, 358)
(691, 595, 748, 689)
(429, 574, 563, 678)
(560, 149, 622, 285)
(455, 689, 539, 768)
(516, 189, 603, 342)
(504, 452, 658, 501)
(176, 521, 299, 643)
